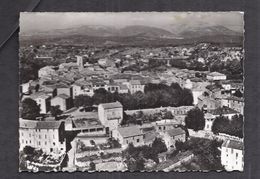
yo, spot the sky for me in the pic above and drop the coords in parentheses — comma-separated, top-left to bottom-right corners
(20, 12, 244, 34)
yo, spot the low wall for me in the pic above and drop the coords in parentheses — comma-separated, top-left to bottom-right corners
(163, 153, 194, 172)
(125, 106, 194, 116)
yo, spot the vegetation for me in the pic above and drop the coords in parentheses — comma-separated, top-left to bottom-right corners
(74, 82, 193, 110)
(74, 95, 93, 107)
(185, 107, 205, 131)
(89, 162, 96, 171)
(21, 98, 41, 120)
(50, 105, 62, 120)
(123, 138, 167, 171)
(173, 138, 224, 170)
(212, 114, 243, 138)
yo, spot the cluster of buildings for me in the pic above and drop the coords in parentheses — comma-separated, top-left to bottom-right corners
(19, 43, 244, 171)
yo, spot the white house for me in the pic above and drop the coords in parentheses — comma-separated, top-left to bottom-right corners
(160, 127, 186, 150)
(51, 94, 72, 111)
(112, 125, 144, 149)
(221, 139, 244, 171)
(128, 80, 145, 94)
(98, 101, 123, 133)
(19, 119, 66, 154)
(206, 72, 227, 81)
(30, 93, 51, 114)
(38, 66, 56, 79)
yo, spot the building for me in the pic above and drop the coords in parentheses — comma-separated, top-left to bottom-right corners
(38, 66, 56, 79)
(153, 120, 180, 132)
(112, 125, 144, 149)
(221, 96, 244, 115)
(208, 106, 239, 120)
(204, 113, 215, 131)
(197, 96, 221, 112)
(98, 101, 123, 133)
(51, 94, 72, 111)
(19, 119, 66, 154)
(76, 55, 84, 69)
(72, 83, 94, 98)
(160, 127, 186, 150)
(30, 93, 51, 114)
(221, 139, 244, 171)
(206, 72, 227, 81)
(20, 81, 32, 95)
(56, 84, 73, 98)
(128, 80, 145, 94)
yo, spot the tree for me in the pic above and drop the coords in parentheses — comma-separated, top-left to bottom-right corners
(23, 146, 36, 155)
(50, 105, 62, 120)
(21, 98, 40, 120)
(163, 111, 174, 119)
(151, 137, 167, 156)
(185, 107, 205, 131)
(89, 161, 96, 171)
(74, 95, 93, 107)
(92, 88, 114, 105)
(212, 114, 243, 138)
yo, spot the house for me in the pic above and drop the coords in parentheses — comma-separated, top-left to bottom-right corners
(208, 106, 239, 120)
(56, 84, 73, 98)
(98, 101, 123, 133)
(106, 82, 120, 93)
(197, 96, 221, 111)
(72, 82, 94, 98)
(206, 72, 227, 81)
(20, 81, 32, 95)
(221, 96, 244, 115)
(30, 92, 51, 114)
(118, 84, 129, 94)
(221, 139, 244, 171)
(160, 127, 186, 150)
(153, 120, 180, 132)
(112, 125, 144, 149)
(19, 119, 66, 154)
(204, 113, 215, 131)
(51, 94, 72, 111)
(128, 80, 145, 94)
(38, 66, 56, 79)
(143, 131, 159, 146)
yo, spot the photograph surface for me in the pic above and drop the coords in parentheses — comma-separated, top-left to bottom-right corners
(19, 12, 244, 172)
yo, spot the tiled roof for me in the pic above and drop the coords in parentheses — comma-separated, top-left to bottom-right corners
(99, 101, 122, 109)
(209, 106, 239, 115)
(118, 126, 143, 138)
(208, 71, 226, 77)
(144, 131, 159, 143)
(222, 139, 243, 150)
(166, 127, 185, 137)
(56, 94, 70, 99)
(19, 119, 62, 129)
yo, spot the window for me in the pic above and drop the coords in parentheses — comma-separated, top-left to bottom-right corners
(231, 149, 234, 154)
(137, 139, 140, 143)
(39, 135, 41, 139)
(53, 142, 55, 146)
(38, 141, 41, 145)
(126, 140, 128, 144)
(236, 153, 238, 158)
(29, 140, 31, 144)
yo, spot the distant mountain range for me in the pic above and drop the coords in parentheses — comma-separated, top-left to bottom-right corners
(20, 25, 243, 46)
